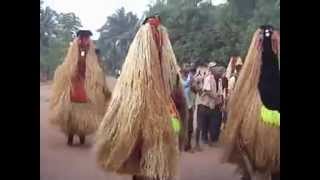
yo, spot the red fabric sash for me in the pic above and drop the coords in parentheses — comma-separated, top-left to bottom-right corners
(148, 18, 180, 118)
(147, 18, 162, 55)
(70, 58, 87, 103)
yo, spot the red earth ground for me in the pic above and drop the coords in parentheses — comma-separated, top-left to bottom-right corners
(40, 77, 240, 180)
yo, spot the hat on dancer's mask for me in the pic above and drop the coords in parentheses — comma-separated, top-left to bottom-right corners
(76, 30, 93, 38)
(208, 61, 217, 68)
(142, 14, 161, 25)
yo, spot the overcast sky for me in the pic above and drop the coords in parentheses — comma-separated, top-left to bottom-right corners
(43, 0, 226, 40)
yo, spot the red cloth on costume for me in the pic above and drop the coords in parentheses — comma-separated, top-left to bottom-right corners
(147, 18, 162, 51)
(70, 58, 87, 103)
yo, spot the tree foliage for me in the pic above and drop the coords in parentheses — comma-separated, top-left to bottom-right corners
(97, 7, 139, 74)
(40, 0, 279, 79)
(40, 1, 82, 80)
(140, 0, 280, 66)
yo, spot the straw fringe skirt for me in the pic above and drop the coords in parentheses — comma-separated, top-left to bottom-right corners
(50, 96, 106, 135)
(221, 91, 280, 174)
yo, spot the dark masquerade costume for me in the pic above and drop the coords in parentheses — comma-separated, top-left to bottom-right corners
(221, 25, 280, 180)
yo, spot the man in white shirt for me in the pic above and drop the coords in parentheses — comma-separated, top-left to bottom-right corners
(193, 62, 219, 151)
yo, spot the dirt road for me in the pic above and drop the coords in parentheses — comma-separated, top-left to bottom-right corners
(40, 77, 239, 180)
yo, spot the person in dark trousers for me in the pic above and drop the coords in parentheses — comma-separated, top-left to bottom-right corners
(181, 65, 196, 152)
(201, 62, 225, 145)
(193, 61, 219, 151)
(201, 65, 226, 144)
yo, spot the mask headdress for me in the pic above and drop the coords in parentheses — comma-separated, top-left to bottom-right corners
(76, 30, 93, 57)
(258, 25, 280, 112)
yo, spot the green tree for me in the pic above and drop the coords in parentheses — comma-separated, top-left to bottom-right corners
(40, 2, 83, 80)
(57, 12, 82, 41)
(146, 0, 222, 64)
(40, 4, 59, 53)
(40, 39, 68, 79)
(40, 0, 280, 80)
(97, 7, 139, 74)
(143, 0, 280, 66)
(240, 0, 280, 57)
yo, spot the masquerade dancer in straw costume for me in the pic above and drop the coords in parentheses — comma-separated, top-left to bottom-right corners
(225, 56, 238, 79)
(221, 56, 243, 129)
(221, 25, 280, 180)
(95, 16, 187, 180)
(228, 57, 243, 96)
(49, 30, 111, 146)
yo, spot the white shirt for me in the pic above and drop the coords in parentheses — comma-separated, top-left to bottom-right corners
(198, 73, 217, 109)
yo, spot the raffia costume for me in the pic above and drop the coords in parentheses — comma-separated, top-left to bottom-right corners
(49, 31, 111, 145)
(95, 17, 187, 180)
(228, 57, 243, 94)
(221, 26, 280, 180)
(225, 56, 236, 80)
(223, 56, 242, 111)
